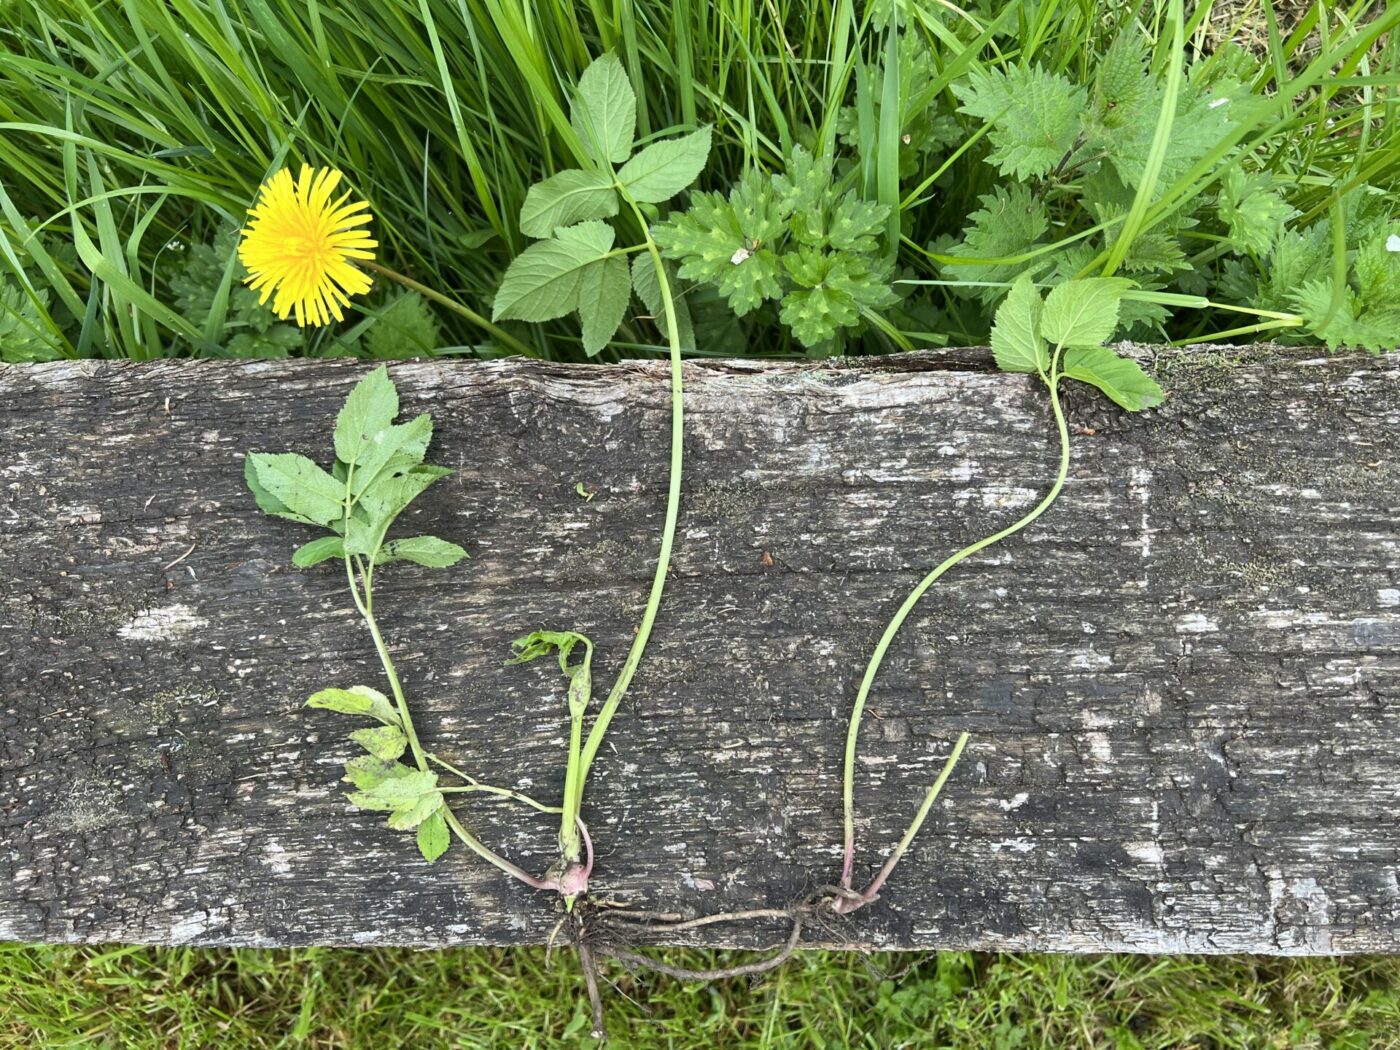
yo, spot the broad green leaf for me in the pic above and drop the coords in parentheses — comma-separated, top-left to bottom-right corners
(292, 535, 345, 567)
(1061, 346, 1165, 411)
(345, 790, 399, 812)
(631, 254, 696, 352)
(348, 467, 452, 556)
(1040, 278, 1130, 349)
(307, 685, 400, 727)
(652, 172, 787, 316)
(350, 724, 409, 761)
(571, 52, 636, 165)
(364, 768, 438, 805)
(990, 274, 1047, 374)
(616, 127, 712, 203)
(577, 254, 632, 354)
(343, 754, 416, 790)
(417, 807, 449, 862)
(952, 66, 1086, 180)
(493, 221, 616, 323)
(387, 790, 445, 830)
(246, 452, 345, 527)
(349, 413, 433, 496)
(519, 169, 619, 239)
(375, 535, 469, 568)
(779, 248, 897, 347)
(334, 366, 398, 465)
(245, 455, 318, 526)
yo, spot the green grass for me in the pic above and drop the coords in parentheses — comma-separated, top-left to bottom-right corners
(3, 944, 1399, 1049)
(0, 0, 1396, 359)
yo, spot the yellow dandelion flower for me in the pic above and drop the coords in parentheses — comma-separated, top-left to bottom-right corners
(238, 165, 377, 327)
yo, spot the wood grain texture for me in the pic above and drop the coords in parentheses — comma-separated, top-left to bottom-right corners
(2, 347, 1398, 953)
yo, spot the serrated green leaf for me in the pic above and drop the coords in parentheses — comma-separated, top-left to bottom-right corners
(364, 768, 438, 805)
(990, 274, 1047, 374)
(365, 291, 439, 359)
(571, 52, 636, 165)
(417, 806, 450, 862)
(350, 724, 409, 761)
(952, 65, 1086, 180)
(1041, 278, 1130, 349)
(631, 254, 696, 351)
(348, 466, 451, 557)
(826, 196, 888, 254)
(334, 366, 398, 465)
(245, 455, 315, 525)
(493, 221, 616, 323)
(1061, 346, 1164, 411)
(343, 754, 416, 790)
(939, 185, 1051, 305)
(653, 172, 787, 316)
(519, 169, 619, 239)
(375, 535, 469, 568)
(307, 685, 401, 727)
(345, 790, 399, 811)
(246, 452, 345, 527)
(349, 413, 433, 496)
(577, 254, 632, 354)
(779, 249, 896, 347)
(387, 790, 445, 830)
(292, 535, 345, 567)
(1218, 168, 1293, 256)
(616, 127, 712, 203)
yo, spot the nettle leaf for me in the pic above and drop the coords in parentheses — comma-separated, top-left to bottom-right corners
(576, 254, 632, 354)
(953, 65, 1086, 180)
(616, 127, 712, 203)
(632, 253, 696, 351)
(308, 685, 400, 727)
(334, 366, 398, 465)
(365, 291, 440, 360)
(492, 220, 616, 322)
(1107, 78, 1238, 189)
(939, 185, 1051, 305)
(1092, 30, 1151, 129)
(375, 535, 469, 568)
(292, 535, 345, 567)
(417, 806, 450, 863)
(245, 452, 345, 527)
(1291, 278, 1400, 353)
(571, 52, 637, 165)
(990, 274, 1047, 375)
(1040, 278, 1130, 348)
(1218, 168, 1293, 255)
(350, 725, 409, 761)
(1061, 346, 1164, 411)
(519, 169, 619, 239)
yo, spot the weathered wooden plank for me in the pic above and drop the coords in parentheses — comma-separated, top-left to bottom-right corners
(1, 348, 1398, 954)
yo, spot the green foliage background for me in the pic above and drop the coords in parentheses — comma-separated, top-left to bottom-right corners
(1, 0, 1396, 360)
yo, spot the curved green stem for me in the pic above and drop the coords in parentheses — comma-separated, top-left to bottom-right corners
(343, 556, 549, 891)
(363, 259, 537, 359)
(563, 202, 686, 863)
(839, 360, 1073, 894)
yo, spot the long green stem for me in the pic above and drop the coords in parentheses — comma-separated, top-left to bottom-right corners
(839, 358, 1073, 895)
(344, 556, 551, 890)
(363, 259, 538, 358)
(564, 205, 686, 854)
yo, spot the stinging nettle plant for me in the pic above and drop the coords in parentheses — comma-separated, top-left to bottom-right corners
(831, 274, 1164, 915)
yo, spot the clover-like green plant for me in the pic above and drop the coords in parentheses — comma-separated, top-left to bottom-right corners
(834, 275, 1164, 914)
(245, 366, 565, 890)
